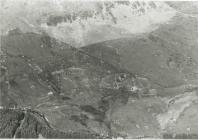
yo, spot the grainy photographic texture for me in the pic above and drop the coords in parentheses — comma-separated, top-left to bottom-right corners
(0, 0, 198, 139)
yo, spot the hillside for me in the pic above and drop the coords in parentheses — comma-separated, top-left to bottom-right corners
(1, 31, 160, 138)
(1, 1, 198, 139)
(82, 11, 198, 93)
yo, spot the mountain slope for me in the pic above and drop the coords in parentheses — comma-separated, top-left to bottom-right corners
(1, 30, 159, 138)
(1, 1, 198, 139)
(82, 12, 198, 92)
(1, 0, 176, 47)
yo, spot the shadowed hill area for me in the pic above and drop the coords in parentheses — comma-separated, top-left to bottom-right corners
(1, 25, 198, 138)
(1, 30, 153, 138)
(82, 13, 198, 93)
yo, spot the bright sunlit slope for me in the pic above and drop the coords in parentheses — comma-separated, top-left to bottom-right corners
(1, 0, 176, 47)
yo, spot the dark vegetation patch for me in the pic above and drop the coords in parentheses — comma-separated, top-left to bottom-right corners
(70, 114, 88, 127)
(0, 108, 105, 138)
(0, 109, 24, 138)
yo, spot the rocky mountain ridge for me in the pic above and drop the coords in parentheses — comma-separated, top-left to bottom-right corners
(1, 0, 176, 46)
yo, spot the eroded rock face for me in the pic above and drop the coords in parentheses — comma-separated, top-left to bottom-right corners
(162, 103, 198, 138)
(157, 92, 198, 138)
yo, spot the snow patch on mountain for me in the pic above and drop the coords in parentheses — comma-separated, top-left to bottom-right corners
(1, 0, 176, 47)
(40, 1, 176, 47)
